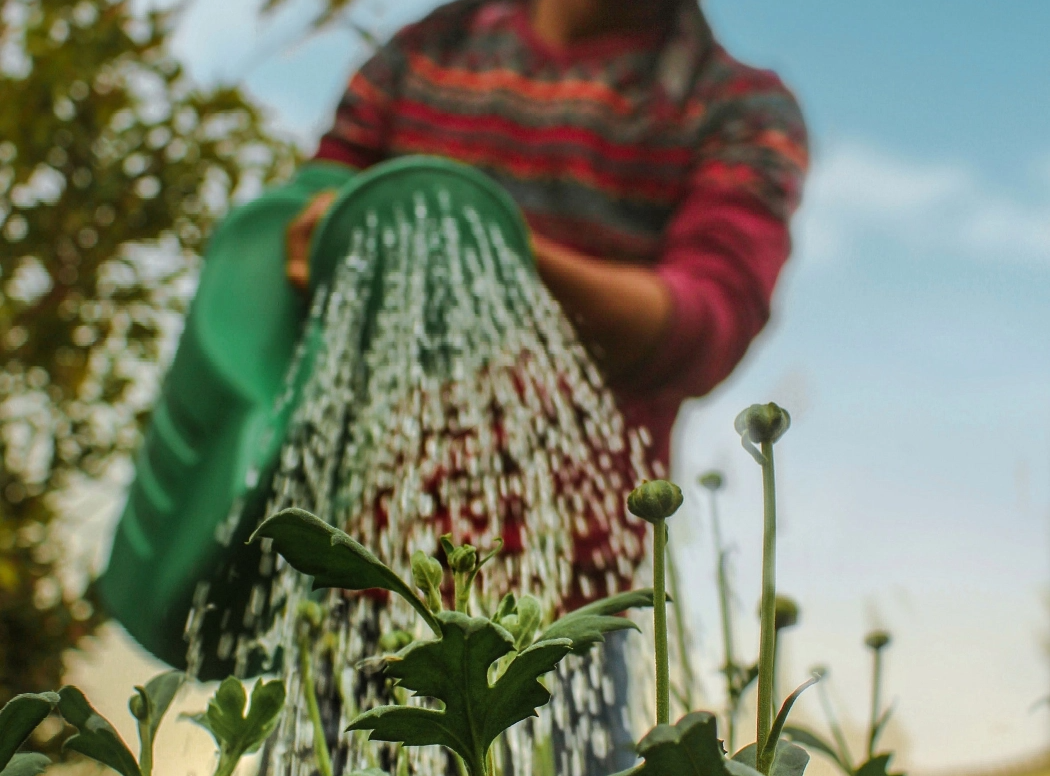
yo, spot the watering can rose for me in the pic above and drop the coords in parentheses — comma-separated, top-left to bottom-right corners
(627, 480, 684, 524)
(734, 402, 791, 445)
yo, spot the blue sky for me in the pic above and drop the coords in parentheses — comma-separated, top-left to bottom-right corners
(81, 2, 1049, 773)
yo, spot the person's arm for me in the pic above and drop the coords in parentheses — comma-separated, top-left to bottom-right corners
(535, 63, 808, 399)
(531, 234, 673, 381)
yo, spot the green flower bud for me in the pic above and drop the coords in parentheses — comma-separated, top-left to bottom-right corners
(864, 629, 892, 651)
(378, 629, 414, 653)
(698, 471, 724, 491)
(297, 599, 324, 629)
(411, 550, 444, 612)
(627, 479, 684, 524)
(773, 595, 800, 631)
(734, 403, 791, 445)
(128, 686, 150, 722)
(448, 544, 478, 574)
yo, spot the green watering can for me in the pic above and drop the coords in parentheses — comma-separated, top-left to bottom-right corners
(99, 156, 532, 677)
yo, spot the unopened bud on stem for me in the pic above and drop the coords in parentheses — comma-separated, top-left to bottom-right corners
(627, 480, 684, 524)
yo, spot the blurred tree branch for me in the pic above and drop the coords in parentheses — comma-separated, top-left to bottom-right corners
(0, 0, 299, 701)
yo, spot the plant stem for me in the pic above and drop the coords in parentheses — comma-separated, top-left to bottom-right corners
(212, 751, 240, 776)
(710, 489, 738, 751)
(755, 440, 778, 775)
(667, 546, 697, 713)
(868, 647, 884, 759)
(137, 720, 153, 776)
(654, 517, 670, 726)
(817, 681, 854, 773)
(299, 632, 334, 776)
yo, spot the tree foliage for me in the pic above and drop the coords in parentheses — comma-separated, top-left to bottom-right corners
(0, 0, 298, 700)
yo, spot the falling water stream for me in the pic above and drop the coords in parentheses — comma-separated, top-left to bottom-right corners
(188, 188, 662, 774)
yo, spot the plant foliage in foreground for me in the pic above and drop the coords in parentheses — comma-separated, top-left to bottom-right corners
(0, 672, 283, 776)
(250, 507, 656, 776)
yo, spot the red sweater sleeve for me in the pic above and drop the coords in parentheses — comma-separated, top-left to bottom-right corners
(628, 64, 808, 403)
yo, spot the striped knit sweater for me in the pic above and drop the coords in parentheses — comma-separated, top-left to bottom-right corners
(314, 0, 808, 595)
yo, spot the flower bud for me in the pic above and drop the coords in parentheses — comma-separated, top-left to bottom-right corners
(864, 629, 892, 651)
(627, 479, 684, 524)
(734, 403, 791, 445)
(774, 595, 799, 631)
(411, 550, 444, 611)
(378, 629, 414, 653)
(297, 599, 324, 629)
(128, 687, 150, 722)
(447, 544, 478, 574)
(698, 471, 724, 491)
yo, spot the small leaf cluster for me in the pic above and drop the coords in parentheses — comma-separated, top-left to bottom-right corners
(0, 672, 284, 776)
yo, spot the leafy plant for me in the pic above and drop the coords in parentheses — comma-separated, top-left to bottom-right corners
(783, 632, 904, 776)
(0, 692, 59, 776)
(1, 671, 283, 776)
(186, 676, 287, 776)
(349, 611, 573, 776)
(250, 507, 656, 776)
(698, 470, 758, 752)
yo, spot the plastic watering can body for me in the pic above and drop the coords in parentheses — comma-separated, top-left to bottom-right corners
(99, 156, 532, 676)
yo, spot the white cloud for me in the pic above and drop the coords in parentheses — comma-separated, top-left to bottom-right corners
(797, 142, 1050, 268)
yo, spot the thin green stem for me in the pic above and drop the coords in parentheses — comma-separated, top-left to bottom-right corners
(212, 751, 241, 776)
(299, 633, 334, 776)
(817, 681, 854, 772)
(137, 720, 153, 776)
(868, 648, 884, 759)
(654, 518, 670, 726)
(667, 546, 697, 713)
(755, 440, 778, 775)
(710, 488, 739, 751)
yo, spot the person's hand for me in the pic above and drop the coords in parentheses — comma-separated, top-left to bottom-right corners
(286, 190, 338, 292)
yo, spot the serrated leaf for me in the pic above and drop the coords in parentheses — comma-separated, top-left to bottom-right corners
(251, 508, 439, 633)
(0, 753, 51, 776)
(348, 611, 572, 776)
(625, 712, 761, 776)
(854, 754, 904, 776)
(539, 589, 655, 655)
(782, 726, 851, 774)
(0, 692, 59, 770)
(186, 677, 286, 764)
(57, 686, 141, 776)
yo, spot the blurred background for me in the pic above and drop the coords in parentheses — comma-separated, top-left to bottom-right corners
(1, 1, 1048, 774)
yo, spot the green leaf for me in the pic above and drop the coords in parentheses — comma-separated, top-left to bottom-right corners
(0, 692, 59, 770)
(130, 670, 185, 745)
(869, 704, 895, 755)
(251, 508, 439, 633)
(733, 740, 810, 776)
(854, 754, 904, 776)
(782, 727, 851, 775)
(0, 753, 52, 776)
(348, 611, 572, 776)
(57, 686, 141, 776)
(762, 676, 819, 765)
(539, 589, 655, 655)
(186, 677, 286, 765)
(624, 712, 762, 776)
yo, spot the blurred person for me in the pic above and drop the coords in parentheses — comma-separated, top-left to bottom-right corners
(285, 0, 807, 772)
